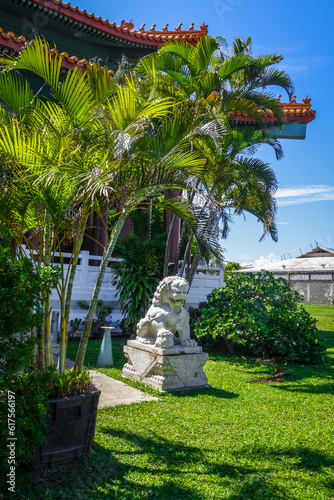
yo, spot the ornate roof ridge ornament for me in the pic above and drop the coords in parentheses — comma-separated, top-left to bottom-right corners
(10, 0, 208, 42)
(119, 19, 135, 30)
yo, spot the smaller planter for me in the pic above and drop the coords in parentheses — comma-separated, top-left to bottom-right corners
(32, 389, 100, 469)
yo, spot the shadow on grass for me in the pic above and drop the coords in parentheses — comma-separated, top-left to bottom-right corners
(172, 386, 239, 399)
(237, 445, 334, 473)
(100, 428, 204, 466)
(226, 477, 298, 500)
(272, 380, 334, 394)
(17, 442, 208, 500)
(17, 438, 333, 499)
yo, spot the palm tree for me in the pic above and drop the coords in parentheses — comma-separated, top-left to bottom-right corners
(179, 123, 283, 285)
(136, 35, 293, 122)
(73, 92, 209, 369)
(0, 39, 117, 372)
(135, 36, 293, 279)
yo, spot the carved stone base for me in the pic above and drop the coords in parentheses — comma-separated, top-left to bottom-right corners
(122, 340, 210, 392)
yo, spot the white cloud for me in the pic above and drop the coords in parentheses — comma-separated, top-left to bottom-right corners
(276, 221, 290, 225)
(276, 185, 334, 206)
(241, 252, 280, 268)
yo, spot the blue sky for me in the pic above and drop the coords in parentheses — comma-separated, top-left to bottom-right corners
(76, 0, 333, 264)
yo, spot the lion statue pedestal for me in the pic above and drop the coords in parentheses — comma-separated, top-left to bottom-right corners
(122, 276, 210, 392)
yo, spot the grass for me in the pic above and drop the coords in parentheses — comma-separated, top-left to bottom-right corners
(17, 305, 334, 500)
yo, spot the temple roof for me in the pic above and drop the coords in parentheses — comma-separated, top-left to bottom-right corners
(0, 26, 115, 74)
(229, 96, 316, 126)
(0, 24, 316, 132)
(1, 0, 208, 47)
(239, 255, 334, 272)
(0, 1, 316, 135)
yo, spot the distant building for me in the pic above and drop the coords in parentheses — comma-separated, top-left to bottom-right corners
(239, 245, 334, 305)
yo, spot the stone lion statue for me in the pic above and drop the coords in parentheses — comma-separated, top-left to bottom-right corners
(136, 276, 197, 349)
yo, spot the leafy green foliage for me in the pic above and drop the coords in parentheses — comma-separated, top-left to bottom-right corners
(77, 300, 113, 337)
(46, 367, 96, 398)
(1, 371, 50, 469)
(190, 272, 325, 363)
(68, 317, 83, 339)
(0, 246, 58, 380)
(224, 260, 241, 272)
(111, 233, 166, 331)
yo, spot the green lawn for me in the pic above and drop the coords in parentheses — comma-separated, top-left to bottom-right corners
(19, 306, 334, 500)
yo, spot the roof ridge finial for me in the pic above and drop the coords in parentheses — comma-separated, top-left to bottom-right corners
(162, 23, 169, 31)
(120, 19, 134, 30)
(175, 22, 183, 31)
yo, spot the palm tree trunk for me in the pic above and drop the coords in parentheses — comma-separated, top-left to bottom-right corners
(180, 233, 194, 277)
(187, 249, 202, 288)
(172, 220, 186, 275)
(63, 212, 89, 338)
(44, 296, 52, 367)
(163, 214, 176, 278)
(74, 213, 126, 370)
(58, 294, 66, 374)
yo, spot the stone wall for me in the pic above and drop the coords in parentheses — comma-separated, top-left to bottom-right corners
(270, 271, 334, 305)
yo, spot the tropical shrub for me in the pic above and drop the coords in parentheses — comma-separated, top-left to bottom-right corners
(0, 246, 58, 381)
(190, 272, 325, 363)
(224, 261, 241, 272)
(0, 247, 57, 472)
(77, 300, 113, 338)
(68, 318, 83, 340)
(110, 233, 166, 331)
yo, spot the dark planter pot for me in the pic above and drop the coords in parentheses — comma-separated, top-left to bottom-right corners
(32, 389, 100, 469)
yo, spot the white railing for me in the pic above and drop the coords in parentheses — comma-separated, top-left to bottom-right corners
(21, 248, 225, 326)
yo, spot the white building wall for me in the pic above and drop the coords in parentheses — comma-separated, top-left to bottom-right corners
(47, 251, 225, 332)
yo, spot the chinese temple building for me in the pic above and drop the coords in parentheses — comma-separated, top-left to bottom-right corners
(0, 0, 316, 263)
(0, 0, 316, 141)
(0, 0, 208, 71)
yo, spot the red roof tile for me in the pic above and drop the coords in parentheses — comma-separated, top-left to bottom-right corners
(229, 98, 316, 125)
(0, 28, 114, 76)
(14, 0, 208, 46)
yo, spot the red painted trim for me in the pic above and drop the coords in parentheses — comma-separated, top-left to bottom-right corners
(229, 113, 316, 125)
(0, 36, 26, 51)
(24, 0, 205, 46)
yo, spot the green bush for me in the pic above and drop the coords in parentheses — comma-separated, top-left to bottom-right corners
(190, 272, 325, 363)
(0, 246, 60, 473)
(77, 300, 113, 337)
(110, 233, 165, 331)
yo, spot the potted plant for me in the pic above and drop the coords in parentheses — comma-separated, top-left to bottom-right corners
(31, 368, 100, 469)
(0, 245, 100, 477)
